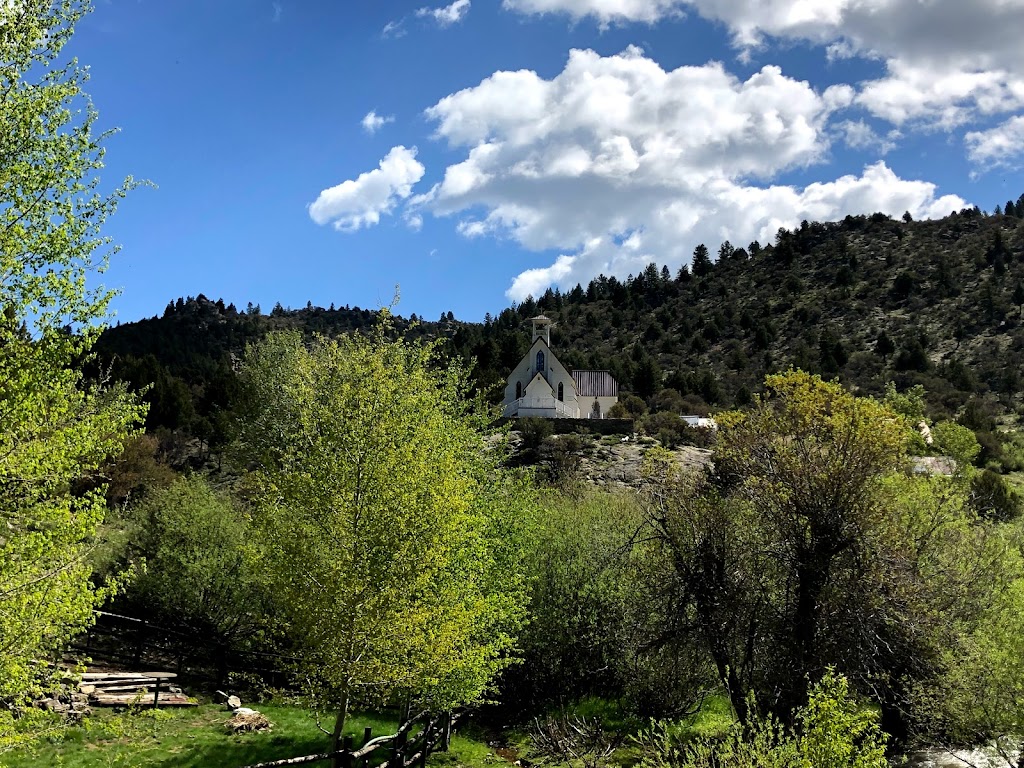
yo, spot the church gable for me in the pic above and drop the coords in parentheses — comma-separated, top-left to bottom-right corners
(502, 314, 617, 419)
(527, 337, 573, 389)
(524, 372, 553, 398)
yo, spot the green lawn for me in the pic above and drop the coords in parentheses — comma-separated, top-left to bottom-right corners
(2, 704, 494, 768)
(2, 695, 738, 768)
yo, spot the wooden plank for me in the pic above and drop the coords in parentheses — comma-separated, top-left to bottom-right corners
(81, 672, 177, 680)
(88, 684, 158, 692)
(90, 692, 194, 707)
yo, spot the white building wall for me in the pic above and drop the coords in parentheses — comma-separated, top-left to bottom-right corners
(580, 395, 618, 419)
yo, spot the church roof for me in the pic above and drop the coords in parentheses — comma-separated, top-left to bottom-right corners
(572, 370, 618, 397)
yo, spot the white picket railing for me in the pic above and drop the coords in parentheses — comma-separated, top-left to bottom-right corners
(504, 397, 578, 418)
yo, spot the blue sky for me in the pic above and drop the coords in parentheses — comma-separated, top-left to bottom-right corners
(72, 0, 1024, 323)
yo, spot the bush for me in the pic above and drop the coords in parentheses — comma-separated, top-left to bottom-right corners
(113, 476, 273, 658)
(639, 413, 714, 449)
(609, 394, 648, 420)
(971, 469, 1022, 521)
(540, 433, 591, 493)
(518, 417, 554, 456)
(636, 671, 887, 768)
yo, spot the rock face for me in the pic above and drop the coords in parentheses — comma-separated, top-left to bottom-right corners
(34, 690, 91, 720)
(578, 440, 711, 488)
(907, 746, 1020, 766)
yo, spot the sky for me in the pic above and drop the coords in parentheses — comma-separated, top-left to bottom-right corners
(70, 0, 1024, 324)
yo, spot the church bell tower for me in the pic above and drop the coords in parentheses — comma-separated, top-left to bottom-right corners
(531, 315, 552, 346)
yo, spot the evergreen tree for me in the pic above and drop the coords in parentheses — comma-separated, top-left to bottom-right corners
(691, 244, 713, 277)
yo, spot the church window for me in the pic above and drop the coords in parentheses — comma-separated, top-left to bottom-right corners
(516, 381, 522, 399)
(536, 350, 545, 372)
(557, 382, 563, 401)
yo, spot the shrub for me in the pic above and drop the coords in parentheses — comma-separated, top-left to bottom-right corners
(636, 671, 887, 768)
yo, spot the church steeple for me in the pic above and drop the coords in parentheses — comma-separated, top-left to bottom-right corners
(530, 315, 553, 346)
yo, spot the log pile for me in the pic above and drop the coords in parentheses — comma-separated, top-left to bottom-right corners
(80, 671, 195, 707)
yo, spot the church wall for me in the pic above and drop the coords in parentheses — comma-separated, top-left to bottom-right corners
(546, 363, 579, 411)
(503, 340, 580, 414)
(503, 354, 537, 407)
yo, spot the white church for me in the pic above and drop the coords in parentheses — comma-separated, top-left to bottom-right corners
(502, 315, 619, 419)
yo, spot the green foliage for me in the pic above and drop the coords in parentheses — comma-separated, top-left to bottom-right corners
(236, 326, 533, 744)
(609, 394, 648, 420)
(114, 476, 272, 648)
(518, 417, 555, 456)
(909, 542, 1024, 760)
(503, 490, 694, 719)
(796, 673, 887, 768)
(0, 0, 144, 750)
(637, 672, 887, 768)
(970, 469, 1022, 521)
(882, 382, 927, 422)
(639, 413, 712, 449)
(538, 433, 591, 494)
(641, 371, 1004, 735)
(931, 420, 981, 469)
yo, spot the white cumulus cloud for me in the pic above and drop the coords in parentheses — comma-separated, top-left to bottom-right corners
(417, 0, 471, 26)
(309, 146, 425, 232)
(966, 116, 1024, 168)
(503, 0, 1024, 135)
(503, 0, 685, 25)
(834, 119, 898, 154)
(361, 110, 395, 134)
(414, 48, 965, 300)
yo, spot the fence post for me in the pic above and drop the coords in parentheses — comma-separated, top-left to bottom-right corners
(340, 735, 354, 768)
(392, 721, 409, 768)
(132, 623, 145, 667)
(360, 727, 373, 768)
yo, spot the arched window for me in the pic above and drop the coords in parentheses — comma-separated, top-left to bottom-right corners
(536, 350, 545, 372)
(515, 381, 522, 399)
(557, 382, 564, 401)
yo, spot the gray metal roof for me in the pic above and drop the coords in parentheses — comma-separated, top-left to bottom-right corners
(572, 370, 619, 397)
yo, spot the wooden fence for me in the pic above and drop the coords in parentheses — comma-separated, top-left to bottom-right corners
(241, 710, 463, 768)
(71, 610, 296, 688)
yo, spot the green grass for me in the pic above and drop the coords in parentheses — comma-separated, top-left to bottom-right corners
(2, 704, 414, 768)
(2, 695, 741, 768)
(671, 695, 736, 741)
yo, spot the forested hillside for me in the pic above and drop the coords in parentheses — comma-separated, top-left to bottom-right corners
(95, 205, 1024, 474)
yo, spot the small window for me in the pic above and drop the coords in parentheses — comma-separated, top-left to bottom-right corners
(515, 381, 522, 399)
(536, 350, 545, 372)
(557, 382, 564, 401)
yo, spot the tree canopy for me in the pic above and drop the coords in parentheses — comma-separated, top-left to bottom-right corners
(236, 326, 533, 760)
(642, 371, 1008, 737)
(0, 0, 143, 749)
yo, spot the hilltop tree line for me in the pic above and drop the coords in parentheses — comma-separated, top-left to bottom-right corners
(92, 203, 1024, 485)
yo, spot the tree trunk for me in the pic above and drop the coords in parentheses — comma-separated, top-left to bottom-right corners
(708, 639, 747, 725)
(331, 687, 351, 768)
(781, 543, 831, 717)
